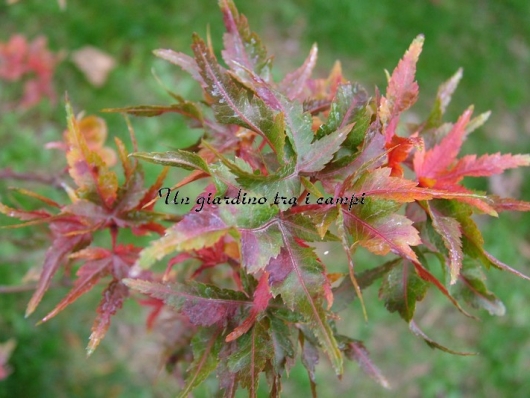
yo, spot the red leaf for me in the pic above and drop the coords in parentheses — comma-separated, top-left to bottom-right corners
(385, 134, 423, 177)
(0, 203, 52, 222)
(40, 254, 111, 323)
(226, 272, 272, 341)
(87, 280, 129, 355)
(414, 107, 473, 184)
(436, 153, 530, 184)
(489, 196, 530, 213)
(343, 339, 389, 388)
(0, 35, 28, 81)
(39, 245, 138, 323)
(138, 297, 165, 330)
(138, 167, 169, 210)
(280, 44, 318, 101)
(347, 167, 433, 203)
(0, 339, 16, 381)
(26, 221, 91, 317)
(0, 34, 59, 108)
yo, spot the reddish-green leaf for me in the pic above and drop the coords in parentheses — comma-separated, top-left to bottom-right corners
(340, 336, 389, 389)
(137, 209, 231, 269)
(240, 224, 283, 274)
(265, 219, 343, 375)
(380, 35, 424, 141)
(220, 0, 271, 77)
(268, 316, 295, 372)
(103, 102, 204, 124)
(226, 272, 272, 341)
(347, 167, 433, 203)
(299, 330, 319, 397)
(425, 202, 463, 285)
(191, 34, 281, 153)
(342, 201, 421, 262)
(123, 279, 249, 326)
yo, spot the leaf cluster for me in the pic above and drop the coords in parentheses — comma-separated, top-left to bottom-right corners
(2, 0, 530, 396)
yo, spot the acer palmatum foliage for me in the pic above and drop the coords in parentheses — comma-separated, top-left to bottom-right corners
(2, 0, 530, 396)
(0, 34, 60, 108)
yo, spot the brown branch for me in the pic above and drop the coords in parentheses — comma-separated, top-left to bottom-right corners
(0, 284, 41, 294)
(0, 279, 71, 294)
(0, 168, 64, 188)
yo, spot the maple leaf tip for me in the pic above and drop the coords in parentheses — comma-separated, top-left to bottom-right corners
(25, 303, 36, 318)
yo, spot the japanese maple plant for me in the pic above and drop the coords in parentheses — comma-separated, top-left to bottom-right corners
(3, 0, 530, 396)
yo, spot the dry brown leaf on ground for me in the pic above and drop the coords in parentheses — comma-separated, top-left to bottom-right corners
(71, 46, 116, 87)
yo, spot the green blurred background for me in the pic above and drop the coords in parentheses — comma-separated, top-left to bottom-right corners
(1, 0, 530, 397)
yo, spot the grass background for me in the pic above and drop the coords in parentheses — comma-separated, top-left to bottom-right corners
(1, 0, 530, 397)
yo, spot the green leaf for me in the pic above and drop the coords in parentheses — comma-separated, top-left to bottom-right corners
(177, 329, 222, 398)
(317, 82, 370, 150)
(332, 259, 401, 312)
(298, 123, 352, 173)
(130, 150, 211, 173)
(102, 102, 203, 121)
(409, 320, 477, 356)
(265, 219, 343, 375)
(379, 261, 428, 322)
(268, 316, 295, 372)
(227, 321, 272, 397)
(452, 260, 505, 316)
(219, 194, 278, 229)
(425, 68, 463, 130)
